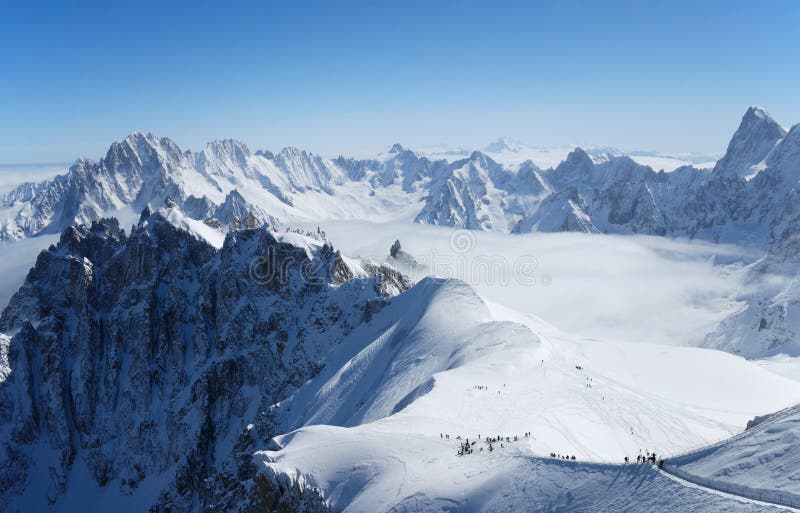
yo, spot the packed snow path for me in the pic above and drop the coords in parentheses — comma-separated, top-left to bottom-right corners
(451, 431, 800, 511)
(659, 465, 800, 511)
(261, 437, 796, 512)
(657, 403, 800, 510)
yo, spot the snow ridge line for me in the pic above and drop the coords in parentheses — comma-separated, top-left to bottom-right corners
(659, 463, 800, 511)
(532, 454, 800, 511)
(662, 402, 800, 462)
(652, 403, 800, 511)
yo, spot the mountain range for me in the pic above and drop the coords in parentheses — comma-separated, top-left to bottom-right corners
(3, 106, 800, 358)
(0, 107, 786, 242)
(2, 107, 800, 512)
(2, 207, 799, 512)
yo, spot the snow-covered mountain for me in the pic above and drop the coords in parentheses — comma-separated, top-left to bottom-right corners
(3, 107, 800, 511)
(0, 133, 442, 241)
(258, 297, 800, 511)
(714, 106, 788, 180)
(2, 209, 798, 512)
(3, 107, 800, 363)
(0, 106, 791, 252)
(415, 152, 551, 231)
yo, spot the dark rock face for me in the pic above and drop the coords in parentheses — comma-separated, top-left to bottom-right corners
(0, 212, 405, 512)
(243, 469, 330, 513)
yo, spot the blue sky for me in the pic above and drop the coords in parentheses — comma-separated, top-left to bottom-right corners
(1, 0, 798, 163)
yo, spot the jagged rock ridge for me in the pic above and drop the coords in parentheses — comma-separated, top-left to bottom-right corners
(0, 209, 408, 512)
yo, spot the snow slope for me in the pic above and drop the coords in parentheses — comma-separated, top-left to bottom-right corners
(665, 404, 800, 506)
(258, 277, 800, 512)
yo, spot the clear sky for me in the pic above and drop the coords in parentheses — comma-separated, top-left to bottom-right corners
(1, 0, 798, 163)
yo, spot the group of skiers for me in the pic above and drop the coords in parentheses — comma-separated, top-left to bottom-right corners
(444, 432, 532, 457)
(444, 433, 667, 470)
(457, 439, 476, 456)
(448, 370, 673, 469)
(623, 451, 664, 469)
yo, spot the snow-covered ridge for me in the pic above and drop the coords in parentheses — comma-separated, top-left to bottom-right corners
(254, 285, 800, 512)
(2, 195, 800, 512)
(0, 131, 440, 241)
(664, 402, 800, 508)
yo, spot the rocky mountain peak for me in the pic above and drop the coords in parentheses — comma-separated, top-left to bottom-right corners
(553, 148, 594, 183)
(466, 150, 499, 169)
(714, 106, 787, 178)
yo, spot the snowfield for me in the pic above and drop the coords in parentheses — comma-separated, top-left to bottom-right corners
(257, 277, 800, 512)
(261, 436, 795, 512)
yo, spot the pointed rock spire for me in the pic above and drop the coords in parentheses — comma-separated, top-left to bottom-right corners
(714, 106, 787, 178)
